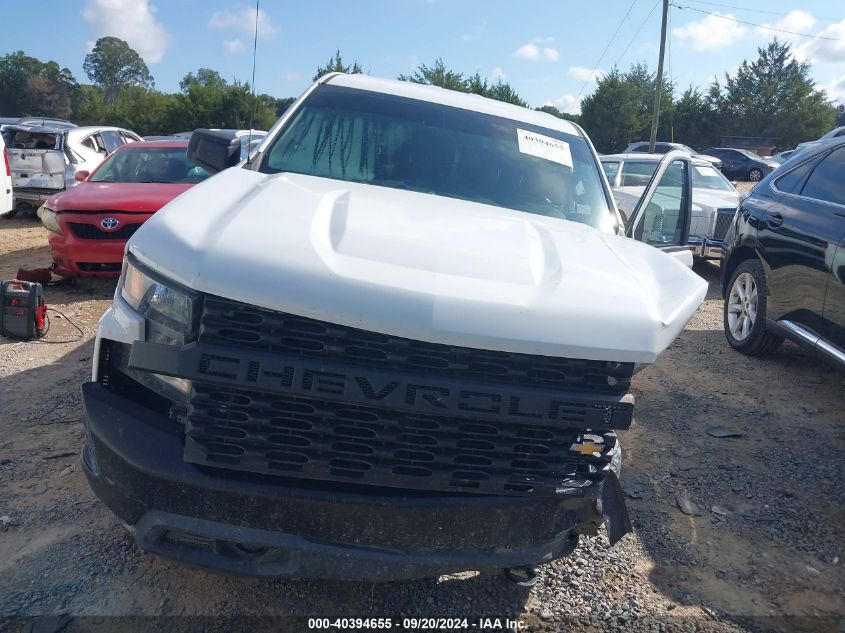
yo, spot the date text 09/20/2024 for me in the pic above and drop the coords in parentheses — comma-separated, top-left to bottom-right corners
(307, 618, 526, 630)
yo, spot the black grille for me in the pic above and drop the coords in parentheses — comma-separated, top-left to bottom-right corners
(69, 222, 142, 240)
(198, 297, 634, 396)
(188, 296, 632, 495)
(186, 383, 613, 496)
(712, 209, 735, 241)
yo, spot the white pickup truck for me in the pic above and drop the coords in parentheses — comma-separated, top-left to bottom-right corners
(82, 73, 706, 581)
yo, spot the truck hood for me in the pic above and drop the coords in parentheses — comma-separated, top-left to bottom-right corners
(49, 182, 194, 213)
(128, 168, 707, 364)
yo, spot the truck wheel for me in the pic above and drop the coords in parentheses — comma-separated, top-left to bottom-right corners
(748, 168, 764, 181)
(1, 209, 18, 219)
(723, 259, 783, 355)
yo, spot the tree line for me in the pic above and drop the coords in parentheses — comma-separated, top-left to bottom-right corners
(1, 37, 842, 151)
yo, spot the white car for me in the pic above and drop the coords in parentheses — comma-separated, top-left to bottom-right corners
(83, 73, 707, 582)
(1, 124, 68, 214)
(0, 124, 143, 216)
(65, 126, 143, 185)
(622, 141, 722, 168)
(601, 153, 739, 260)
(0, 133, 12, 215)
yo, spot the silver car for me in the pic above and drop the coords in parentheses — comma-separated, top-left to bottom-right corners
(601, 153, 739, 260)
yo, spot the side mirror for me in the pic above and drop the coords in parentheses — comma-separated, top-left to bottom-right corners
(187, 129, 242, 174)
(75, 170, 90, 182)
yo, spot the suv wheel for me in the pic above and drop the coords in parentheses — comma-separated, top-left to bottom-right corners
(724, 259, 783, 355)
(748, 168, 764, 181)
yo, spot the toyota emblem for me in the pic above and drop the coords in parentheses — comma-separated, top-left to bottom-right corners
(100, 218, 120, 230)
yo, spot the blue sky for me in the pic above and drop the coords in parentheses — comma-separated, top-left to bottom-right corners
(3, 0, 844, 112)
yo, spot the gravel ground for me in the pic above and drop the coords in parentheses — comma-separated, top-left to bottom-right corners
(0, 214, 843, 633)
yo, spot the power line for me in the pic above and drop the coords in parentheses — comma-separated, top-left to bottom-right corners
(576, 0, 640, 101)
(676, 0, 841, 23)
(615, 0, 661, 68)
(671, 3, 845, 42)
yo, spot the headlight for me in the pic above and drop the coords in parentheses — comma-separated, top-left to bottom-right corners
(120, 255, 199, 345)
(39, 206, 61, 233)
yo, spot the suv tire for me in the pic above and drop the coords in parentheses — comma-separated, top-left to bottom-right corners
(724, 259, 783, 355)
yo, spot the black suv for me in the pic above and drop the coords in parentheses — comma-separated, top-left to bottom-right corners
(720, 138, 845, 366)
(705, 147, 779, 182)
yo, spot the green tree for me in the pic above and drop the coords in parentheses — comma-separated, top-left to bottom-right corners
(166, 70, 276, 133)
(579, 69, 641, 153)
(577, 63, 676, 153)
(179, 68, 226, 93)
(0, 51, 78, 117)
(623, 62, 675, 141)
(313, 50, 363, 82)
(535, 105, 580, 124)
(836, 105, 845, 127)
(399, 58, 466, 92)
(709, 39, 836, 148)
(670, 87, 717, 150)
(399, 60, 528, 107)
(74, 85, 110, 126)
(273, 96, 296, 116)
(83, 37, 153, 106)
(109, 88, 174, 136)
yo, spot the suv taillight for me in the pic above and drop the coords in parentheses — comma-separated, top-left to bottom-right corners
(2, 147, 9, 177)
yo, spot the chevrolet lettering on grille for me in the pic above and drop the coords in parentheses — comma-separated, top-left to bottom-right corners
(128, 341, 634, 430)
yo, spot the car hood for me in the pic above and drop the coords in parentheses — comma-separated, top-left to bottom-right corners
(127, 169, 707, 364)
(690, 188, 739, 210)
(614, 186, 738, 213)
(49, 182, 194, 212)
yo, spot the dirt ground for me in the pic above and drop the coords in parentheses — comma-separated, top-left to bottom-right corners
(0, 213, 842, 633)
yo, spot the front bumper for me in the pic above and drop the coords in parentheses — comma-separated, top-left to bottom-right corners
(689, 236, 725, 260)
(81, 381, 631, 580)
(49, 212, 151, 277)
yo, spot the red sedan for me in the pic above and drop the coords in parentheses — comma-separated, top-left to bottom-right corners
(40, 140, 210, 277)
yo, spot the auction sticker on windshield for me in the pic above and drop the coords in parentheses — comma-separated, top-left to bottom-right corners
(516, 128, 573, 168)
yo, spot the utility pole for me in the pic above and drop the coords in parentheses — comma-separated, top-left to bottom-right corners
(648, 0, 670, 153)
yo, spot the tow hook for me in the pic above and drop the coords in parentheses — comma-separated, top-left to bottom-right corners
(503, 566, 538, 587)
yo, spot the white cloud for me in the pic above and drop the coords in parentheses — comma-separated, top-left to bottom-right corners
(285, 72, 301, 82)
(209, 6, 278, 39)
(757, 10, 815, 38)
(223, 38, 245, 54)
(795, 19, 845, 65)
(543, 47, 560, 62)
(461, 21, 486, 43)
(515, 40, 559, 62)
(514, 43, 540, 60)
(673, 12, 748, 52)
(489, 66, 506, 82)
(82, 0, 170, 64)
(822, 75, 845, 105)
(545, 94, 581, 115)
(568, 66, 604, 83)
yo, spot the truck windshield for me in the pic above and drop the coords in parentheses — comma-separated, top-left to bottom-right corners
(262, 85, 615, 232)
